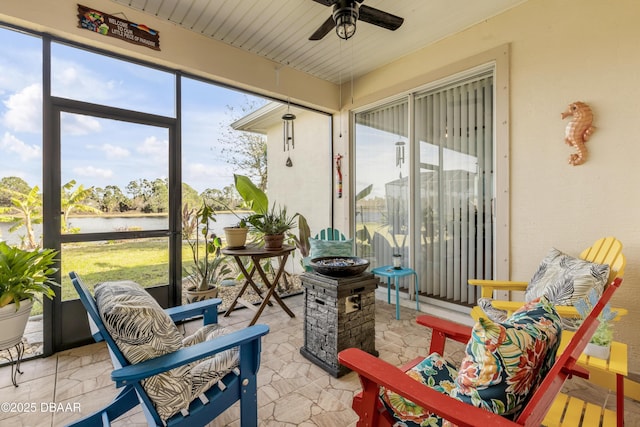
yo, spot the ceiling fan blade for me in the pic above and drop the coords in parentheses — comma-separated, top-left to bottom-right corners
(310, 0, 338, 6)
(309, 15, 336, 40)
(358, 4, 404, 31)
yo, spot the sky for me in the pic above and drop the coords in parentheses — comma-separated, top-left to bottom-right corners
(0, 26, 267, 194)
(0, 25, 479, 205)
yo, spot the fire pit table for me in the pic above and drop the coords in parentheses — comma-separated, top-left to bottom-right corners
(299, 270, 379, 377)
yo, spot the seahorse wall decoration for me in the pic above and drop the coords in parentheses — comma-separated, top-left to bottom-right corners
(561, 101, 596, 166)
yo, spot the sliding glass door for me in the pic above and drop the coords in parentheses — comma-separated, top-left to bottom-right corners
(354, 69, 495, 308)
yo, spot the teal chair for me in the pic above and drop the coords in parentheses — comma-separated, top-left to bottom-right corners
(304, 227, 349, 271)
(315, 227, 347, 241)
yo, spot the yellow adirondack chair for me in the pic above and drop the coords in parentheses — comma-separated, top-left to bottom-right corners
(469, 237, 626, 321)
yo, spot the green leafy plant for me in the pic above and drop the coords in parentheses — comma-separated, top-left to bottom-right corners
(575, 288, 617, 347)
(247, 204, 298, 235)
(0, 241, 59, 310)
(290, 213, 311, 258)
(183, 202, 233, 291)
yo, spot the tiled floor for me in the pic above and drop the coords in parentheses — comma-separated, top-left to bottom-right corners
(2, 292, 640, 426)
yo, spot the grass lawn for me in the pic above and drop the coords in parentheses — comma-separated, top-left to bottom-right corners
(31, 238, 198, 315)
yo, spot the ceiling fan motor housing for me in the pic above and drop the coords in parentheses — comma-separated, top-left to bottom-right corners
(333, 0, 359, 39)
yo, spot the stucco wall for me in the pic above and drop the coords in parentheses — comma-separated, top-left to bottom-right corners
(344, 0, 640, 373)
(265, 110, 333, 272)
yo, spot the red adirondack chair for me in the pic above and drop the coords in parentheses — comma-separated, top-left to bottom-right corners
(338, 277, 623, 427)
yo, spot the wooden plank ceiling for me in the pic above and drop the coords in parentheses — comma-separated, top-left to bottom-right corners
(111, 0, 527, 84)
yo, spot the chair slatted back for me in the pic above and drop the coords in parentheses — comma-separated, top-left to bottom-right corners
(579, 236, 626, 283)
(316, 227, 346, 241)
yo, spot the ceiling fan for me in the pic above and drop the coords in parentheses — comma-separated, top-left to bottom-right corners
(309, 0, 404, 41)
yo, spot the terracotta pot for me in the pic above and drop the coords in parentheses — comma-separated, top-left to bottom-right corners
(0, 299, 33, 348)
(185, 285, 219, 304)
(224, 227, 248, 249)
(264, 233, 285, 250)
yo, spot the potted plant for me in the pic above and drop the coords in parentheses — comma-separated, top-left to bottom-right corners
(0, 242, 59, 349)
(183, 202, 233, 303)
(223, 217, 249, 249)
(576, 288, 617, 359)
(247, 204, 298, 250)
(233, 174, 301, 251)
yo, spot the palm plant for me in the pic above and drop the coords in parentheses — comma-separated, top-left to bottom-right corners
(0, 185, 42, 250)
(61, 180, 101, 233)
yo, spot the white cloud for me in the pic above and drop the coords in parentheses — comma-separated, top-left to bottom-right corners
(0, 131, 40, 161)
(73, 165, 113, 178)
(61, 113, 102, 136)
(52, 59, 120, 102)
(100, 143, 130, 159)
(137, 136, 167, 161)
(188, 163, 222, 178)
(2, 83, 42, 133)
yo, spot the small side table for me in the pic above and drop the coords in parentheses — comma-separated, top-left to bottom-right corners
(371, 266, 419, 320)
(222, 244, 296, 326)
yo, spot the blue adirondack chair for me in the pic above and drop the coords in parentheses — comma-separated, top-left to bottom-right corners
(67, 272, 269, 427)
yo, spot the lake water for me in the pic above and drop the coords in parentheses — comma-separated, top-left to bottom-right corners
(0, 213, 239, 245)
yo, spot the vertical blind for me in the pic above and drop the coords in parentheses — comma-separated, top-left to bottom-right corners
(355, 71, 494, 307)
(355, 100, 409, 273)
(415, 74, 494, 304)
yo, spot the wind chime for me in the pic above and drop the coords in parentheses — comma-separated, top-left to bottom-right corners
(282, 103, 295, 167)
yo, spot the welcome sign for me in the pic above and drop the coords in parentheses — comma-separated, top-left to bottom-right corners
(78, 4, 160, 51)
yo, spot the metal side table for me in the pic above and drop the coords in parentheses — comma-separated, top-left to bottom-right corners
(371, 266, 419, 320)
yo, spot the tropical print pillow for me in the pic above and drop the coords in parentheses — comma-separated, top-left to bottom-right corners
(95, 280, 192, 421)
(184, 324, 240, 398)
(380, 297, 562, 426)
(454, 297, 562, 417)
(525, 248, 609, 306)
(479, 247, 609, 323)
(95, 280, 241, 422)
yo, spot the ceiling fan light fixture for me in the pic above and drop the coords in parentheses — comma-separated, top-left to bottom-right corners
(333, 3, 358, 40)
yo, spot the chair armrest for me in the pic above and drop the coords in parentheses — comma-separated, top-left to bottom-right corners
(491, 302, 629, 320)
(111, 324, 269, 387)
(468, 279, 528, 299)
(338, 348, 520, 427)
(165, 298, 221, 325)
(415, 314, 471, 354)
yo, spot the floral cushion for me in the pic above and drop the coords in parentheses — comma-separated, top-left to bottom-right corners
(454, 297, 562, 417)
(380, 298, 562, 426)
(380, 353, 458, 427)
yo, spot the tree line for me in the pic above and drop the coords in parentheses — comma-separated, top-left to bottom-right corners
(0, 176, 243, 249)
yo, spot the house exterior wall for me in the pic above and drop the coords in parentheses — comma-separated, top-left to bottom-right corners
(342, 0, 640, 373)
(265, 110, 332, 273)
